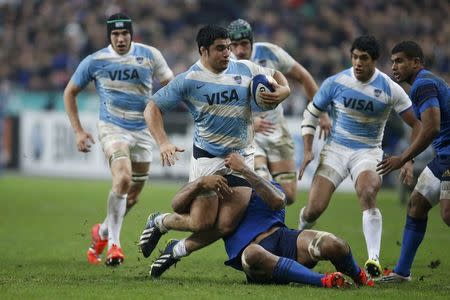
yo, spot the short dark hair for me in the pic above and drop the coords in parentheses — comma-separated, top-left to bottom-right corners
(391, 41, 424, 64)
(196, 25, 229, 55)
(351, 35, 380, 60)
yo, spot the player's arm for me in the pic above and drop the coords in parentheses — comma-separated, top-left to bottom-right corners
(63, 80, 94, 153)
(286, 63, 332, 139)
(144, 100, 184, 167)
(171, 175, 232, 213)
(224, 153, 286, 210)
(259, 70, 291, 106)
(377, 107, 438, 175)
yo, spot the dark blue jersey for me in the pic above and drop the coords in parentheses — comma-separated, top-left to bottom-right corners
(411, 69, 450, 155)
(223, 183, 285, 265)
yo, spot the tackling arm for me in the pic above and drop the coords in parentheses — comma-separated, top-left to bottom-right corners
(224, 153, 286, 210)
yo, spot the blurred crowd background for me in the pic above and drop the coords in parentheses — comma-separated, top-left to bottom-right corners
(0, 0, 448, 185)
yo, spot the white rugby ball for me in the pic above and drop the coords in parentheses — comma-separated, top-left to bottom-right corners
(250, 74, 277, 110)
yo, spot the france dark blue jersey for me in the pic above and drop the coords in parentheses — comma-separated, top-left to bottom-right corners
(410, 69, 450, 156)
(224, 182, 285, 264)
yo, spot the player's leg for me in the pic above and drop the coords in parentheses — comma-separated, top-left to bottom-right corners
(269, 159, 297, 205)
(298, 172, 337, 229)
(125, 161, 150, 212)
(103, 143, 131, 266)
(440, 166, 450, 226)
(351, 147, 383, 276)
(386, 165, 440, 281)
(297, 230, 373, 286)
(242, 229, 348, 287)
(149, 186, 252, 277)
(260, 125, 297, 204)
(299, 143, 348, 229)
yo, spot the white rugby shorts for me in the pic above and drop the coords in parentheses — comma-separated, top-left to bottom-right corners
(97, 120, 154, 163)
(254, 122, 295, 162)
(414, 167, 441, 206)
(315, 141, 383, 187)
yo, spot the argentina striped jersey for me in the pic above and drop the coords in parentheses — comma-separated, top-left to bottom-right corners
(71, 42, 173, 130)
(152, 59, 275, 157)
(250, 42, 296, 124)
(314, 68, 412, 149)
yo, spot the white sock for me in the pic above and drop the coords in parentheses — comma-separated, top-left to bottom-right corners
(107, 191, 127, 249)
(100, 217, 108, 240)
(155, 213, 170, 233)
(362, 208, 382, 261)
(172, 238, 188, 259)
(298, 206, 315, 230)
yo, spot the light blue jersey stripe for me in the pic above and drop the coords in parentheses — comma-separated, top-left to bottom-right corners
(314, 67, 412, 149)
(153, 59, 274, 156)
(71, 42, 173, 130)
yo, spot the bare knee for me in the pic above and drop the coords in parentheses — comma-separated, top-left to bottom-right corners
(114, 172, 132, 194)
(407, 193, 431, 219)
(242, 244, 266, 269)
(314, 232, 349, 260)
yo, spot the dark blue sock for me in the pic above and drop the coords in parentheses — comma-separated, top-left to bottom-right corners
(331, 250, 360, 279)
(394, 215, 427, 277)
(272, 257, 324, 286)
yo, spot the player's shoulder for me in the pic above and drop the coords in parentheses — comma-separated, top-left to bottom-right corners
(254, 42, 279, 51)
(89, 46, 110, 60)
(132, 42, 163, 57)
(413, 70, 439, 88)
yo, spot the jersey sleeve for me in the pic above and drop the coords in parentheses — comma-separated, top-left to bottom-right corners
(151, 74, 185, 113)
(411, 80, 440, 114)
(390, 81, 412, 114)
(269, 44, 296, 74)
(71, 55, 93, 89)
(150, 47, 174, 82)
(312, 76, 335, 111)
(240, 60, 275, 77)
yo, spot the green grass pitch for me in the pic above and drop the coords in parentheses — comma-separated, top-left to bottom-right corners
(1, 175, 449, 299)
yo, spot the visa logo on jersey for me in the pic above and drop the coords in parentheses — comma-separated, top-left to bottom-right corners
(204, 89, 239, 105)
(343, 97, 374, 111)
(108, 69, 140, 81)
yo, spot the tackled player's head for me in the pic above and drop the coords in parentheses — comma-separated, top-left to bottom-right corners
(228, 19, 253, 60)
(350, 35, 379, 82)
(107, 13, 133, 55)
(391, 41, 424, 84)
(196, 25, 231, 73)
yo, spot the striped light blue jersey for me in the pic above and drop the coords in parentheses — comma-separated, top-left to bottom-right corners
(152, 59, 274, 157)
(71, 42, 173, 131)
(249, 42, 296, 123)
(314, 68, 412, 149)
(410, 69, 450, 156)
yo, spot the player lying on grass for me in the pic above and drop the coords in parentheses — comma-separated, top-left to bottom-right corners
(139, 153, 374, 288)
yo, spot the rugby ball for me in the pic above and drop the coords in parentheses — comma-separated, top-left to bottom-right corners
(250, 74, 277, 110)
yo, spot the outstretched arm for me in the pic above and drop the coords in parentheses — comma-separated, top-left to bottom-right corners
(224, 153, 286, 210)
(378, 108, 437, 175)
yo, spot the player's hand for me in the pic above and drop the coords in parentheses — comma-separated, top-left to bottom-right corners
(399, 161, 414, 186)
(224, 152, 247, 173)
(75, 130, 95, 153)
(159, 142, 185, 167)
(298, 151, 314, 180)
(376, 155, 404, 175)
(200, 175, 233, 200)
(253, 115, 275, 135)
(318, 113, 332, 140)
(260, 81, 290, 105)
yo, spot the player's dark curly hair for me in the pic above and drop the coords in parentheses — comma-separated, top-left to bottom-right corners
(391, 41, 424, 64)
(196, 25, 229, 55)
(351, 35, 380, 60)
